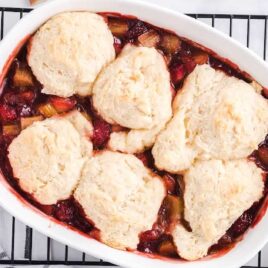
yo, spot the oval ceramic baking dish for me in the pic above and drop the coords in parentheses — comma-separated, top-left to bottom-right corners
(0, 0, 268, 268)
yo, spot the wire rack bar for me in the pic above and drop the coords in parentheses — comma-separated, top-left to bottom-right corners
(0, 7, 267, 267)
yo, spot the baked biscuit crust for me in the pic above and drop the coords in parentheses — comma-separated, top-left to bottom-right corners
(28, 12, 115, 97)
(74, 151, 165, 249)
(153, 64, 268, 173)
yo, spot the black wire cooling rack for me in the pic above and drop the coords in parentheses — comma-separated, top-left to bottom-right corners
(0, 7, 267, 267)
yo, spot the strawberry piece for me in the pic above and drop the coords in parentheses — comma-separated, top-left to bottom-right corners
(136, 153, 150, 166)
(140, 229, 160, 242)
(54, 200, 75, 223)
(184, 60, 196, 73)
(170, 64, 185, 85)
(50, 96, 76, 113)
(179, 49, 197, 72)
(127, 21, 148, 40)
(4, 90, 36, 106)
(20, 91, 36, 103)
(113, 37, 123, 55)
(135, 150, 154, 168)
(0, 104, 17, 121)
(92, 117, 111, 148)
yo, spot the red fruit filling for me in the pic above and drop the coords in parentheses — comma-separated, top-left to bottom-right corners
(53, 198, 94, 233)
(163, 174, 177, 195)
(0, 104, 17, 121)
(4, 90, 36, 106)
(92, 117, 111, 149)
(127, 20, 148, 41)
(135, 150, 154, 168)
(170, 64, 185, 85)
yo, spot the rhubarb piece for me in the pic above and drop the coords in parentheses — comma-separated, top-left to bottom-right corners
(38, 103, 57, 118)
(50, 96, 77, 113)
(158, 240, 178, 257)
(165, 195, 183, 222)
(192, 50, 209, 65)
(21, 115, 43, 129)
(2, 124, 20, 136)
(170, 64, 185, 85)
(0, 104, 17, 121)
(161, 34, 181, 54)
(12, 64, 35, 87)
(138, 30, 160, 48)
(108, 18, 129, 37)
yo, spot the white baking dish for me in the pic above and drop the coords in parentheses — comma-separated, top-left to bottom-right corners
(0, 0, 268, 267)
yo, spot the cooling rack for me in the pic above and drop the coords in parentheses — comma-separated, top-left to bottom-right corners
(0, 7, 267, 267)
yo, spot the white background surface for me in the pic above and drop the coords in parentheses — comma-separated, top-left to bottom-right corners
(1, 0, 268, 14)
(0, 0, 268, 267)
